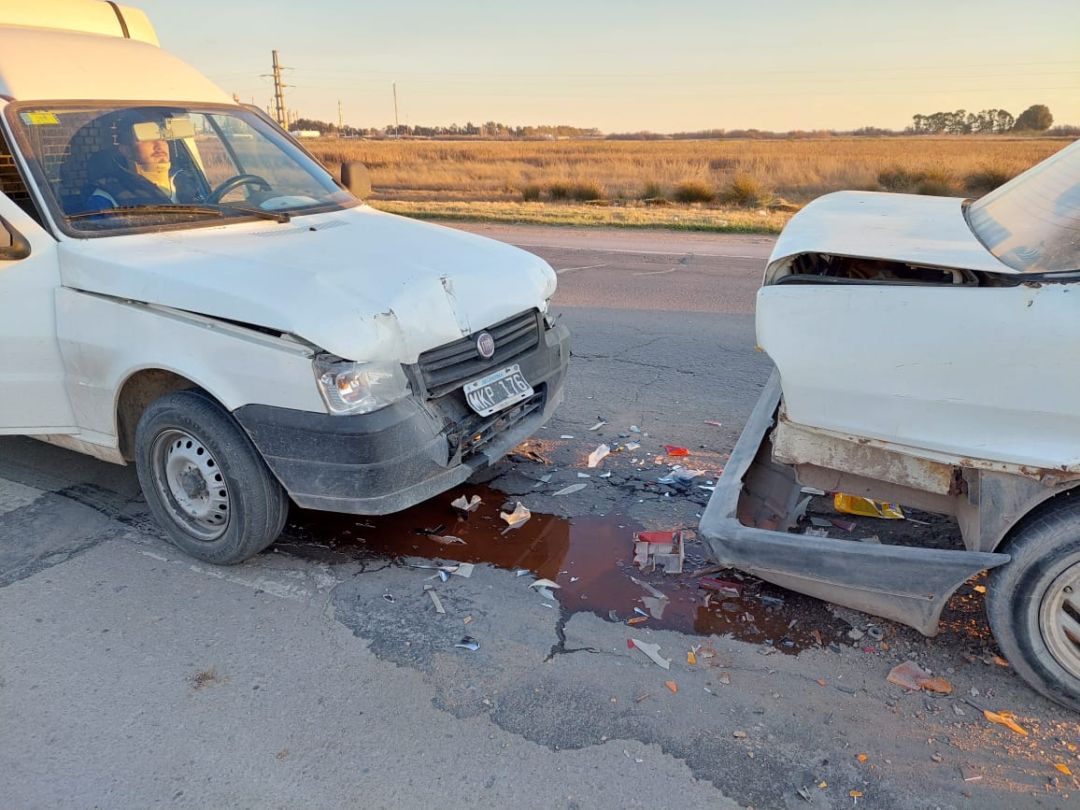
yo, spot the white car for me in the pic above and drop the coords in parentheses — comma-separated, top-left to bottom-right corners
(0, 3, 569, 563)
(700, 137, 1080, 710)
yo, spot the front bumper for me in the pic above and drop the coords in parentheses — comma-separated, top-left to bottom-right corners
(697, 371, 1009, 636)
(235, 321, 570, 515)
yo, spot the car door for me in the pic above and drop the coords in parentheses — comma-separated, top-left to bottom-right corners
(0, 189, 76, 432)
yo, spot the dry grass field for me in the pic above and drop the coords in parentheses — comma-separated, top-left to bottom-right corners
(305, 136, 1073, 232)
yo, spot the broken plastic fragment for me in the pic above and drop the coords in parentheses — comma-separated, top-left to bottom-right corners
(559, 435, 575, 439)
(627, 616, 648, 625)
(552, 483, 587, 496)
(499, 502, 531, 529)
(982, 709, 1029, 736)
(454, 636, 480, 651)
(687, 650, 697, 666)
(665, 680, 678, 694)
(704, 420, 723, 427)
(453, 563, 474, 578)
(424, 585, 446, 614)
(450, 494, 482, 513)
(625, 441, 641, 451)
(629, 638, 671, 670)
(664, 445, 689, 456)
(431, 534, 466, 545)
(530, 578, 561, 591)
(600, 471, 612, 479)
(834, 493, 905, 520)
(590, 420, 607, 431)
(515, 569, 530, 577)
(629, 576, 667, 600)
(587, 444, 611, 468)
(577, 472, 591, 478)
(1055, 763, 1073, 776)
(535, 587, 557, 600)
(641, 596, 667, 619)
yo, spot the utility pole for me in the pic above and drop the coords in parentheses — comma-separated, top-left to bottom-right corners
(392, 82, 399, 134)
(268, 50, 288, 129)
(338, 99, 343, 133)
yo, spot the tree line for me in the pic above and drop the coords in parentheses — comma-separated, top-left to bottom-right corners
(911, 104, 1053, 135)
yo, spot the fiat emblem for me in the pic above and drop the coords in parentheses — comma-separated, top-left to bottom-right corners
(476, 332, 496, 359)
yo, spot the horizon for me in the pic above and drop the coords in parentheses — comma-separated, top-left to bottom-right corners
(139, 0, 1080, 132)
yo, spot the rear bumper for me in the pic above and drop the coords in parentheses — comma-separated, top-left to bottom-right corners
(235, 322, 569, 515)
(697, 371, 1009, 636)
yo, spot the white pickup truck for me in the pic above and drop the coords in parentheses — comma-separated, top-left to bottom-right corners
(0, 2, 569, 563)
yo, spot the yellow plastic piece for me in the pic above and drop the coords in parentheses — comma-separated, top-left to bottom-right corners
(833, 493, 905, 520)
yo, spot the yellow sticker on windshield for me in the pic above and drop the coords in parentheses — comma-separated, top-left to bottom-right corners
(21, 112, 60, 125)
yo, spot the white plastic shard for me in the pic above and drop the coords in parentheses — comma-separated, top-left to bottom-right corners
(530, 578, 561, 590)
(451, 494, 482, 513)
(630, 639, 671, 670)
(552, 483, 587, 496)
(500, 502, 531, 529)
(424, 585, 446, 614)
(587, 444, 611, 468)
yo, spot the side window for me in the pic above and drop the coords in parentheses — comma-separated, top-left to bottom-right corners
(0, 130, 43, 226)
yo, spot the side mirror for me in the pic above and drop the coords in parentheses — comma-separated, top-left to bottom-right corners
(340, 161, 371, 200)
(0, 216, 30, 260)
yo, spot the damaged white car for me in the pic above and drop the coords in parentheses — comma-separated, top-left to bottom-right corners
(700, 138, 1080, 710)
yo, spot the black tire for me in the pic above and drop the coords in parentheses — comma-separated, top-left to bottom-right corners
(986, 494, 1080, 712)
(134, 389, 289, 565)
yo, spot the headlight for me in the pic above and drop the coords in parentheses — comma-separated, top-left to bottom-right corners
(312, 354, 411, 415)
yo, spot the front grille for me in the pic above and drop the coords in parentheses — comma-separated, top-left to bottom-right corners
(451, 390, 545, 459)
(418, 310, 541, 397)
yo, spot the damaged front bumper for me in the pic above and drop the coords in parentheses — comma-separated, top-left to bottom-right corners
(235, 320, 570, 515)
(697, 371, 1010, 636)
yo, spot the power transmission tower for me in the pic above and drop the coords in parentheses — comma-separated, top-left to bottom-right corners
(264, 50, 289, 129)
(338, 99, 343, 133)
(392, 82, 399, 133)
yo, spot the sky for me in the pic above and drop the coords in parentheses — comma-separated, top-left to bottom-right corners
(139, 0, 1080, 132)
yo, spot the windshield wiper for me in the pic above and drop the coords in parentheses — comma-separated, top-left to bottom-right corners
(219, 204, 291, 223)
(68, 204, 225, 221)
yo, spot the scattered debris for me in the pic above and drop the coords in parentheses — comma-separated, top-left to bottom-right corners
(629, 638, 672, 670)
(687, 648, 698, 666)
(829, 517, 857, 532)
(552, 483, 587, 496)
(577, 472, 592, 478)
(559, 435, 575, 440)
(625, 441, 641, 451)
(431, 534, 466, 545)
(704, 420, 723, 427)
(733, 730, 747, 739)
(450, 494, 482, 513)
(796, 787, 813, 802)
(600, 471, 612, 478)
(960, 765, 983, 782)
(530, 577, 561, 601)
(698, 577, 743, 597)
(886, 661, 951, 694)
(634, 692, 651, 703)
(664, 445, 690, 456)
(515, 569, 530, 577)
(718, 672, 731, 685)
(453, 563, 474, 578)
(463, 615, 473, 625)
(856, 753, 868, 763)
(424, 585, 446, 614)
(866, 626, 884, 641)
(982, 709, 1029, 736)
(858, 535, 881, 544)
(627, 616, 649, 625)
(641, 596, 667, 619)
(1054, 763, 1073, 776)
(533, 473, 553, 487)
(804, 527, 830, 538)
(499, 502, 532, 530)
(633, 530, 685, 574)
(454, 636, 480, 651)
(587, 444, 611, 468)
(590, 420, 607, 431)
(629, 425, 641, 433)
(665, 680, 679, 694)
(834, 493, 905, 520)
(382, 592, 396, 603)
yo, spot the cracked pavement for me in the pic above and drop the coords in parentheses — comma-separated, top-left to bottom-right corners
(2, 225, 1078, 809)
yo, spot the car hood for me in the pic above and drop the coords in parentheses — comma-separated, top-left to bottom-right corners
(765, 191, 1016, 281)
(58, 205, 557, 362)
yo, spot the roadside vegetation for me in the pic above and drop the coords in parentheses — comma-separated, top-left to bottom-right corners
(307, 136, 1073, 233)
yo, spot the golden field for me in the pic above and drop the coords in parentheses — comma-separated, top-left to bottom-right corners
(304, 136, 1073, 232)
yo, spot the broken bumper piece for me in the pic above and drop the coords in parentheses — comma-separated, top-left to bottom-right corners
(235, 323, 570, 515)
(697, 371, 1009, 636)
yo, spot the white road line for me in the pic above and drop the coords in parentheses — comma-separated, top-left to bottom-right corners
(633, 265, 682, 277)
(555, 263, 608, 274)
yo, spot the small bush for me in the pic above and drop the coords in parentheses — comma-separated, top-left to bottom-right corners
(877, 167, 922, 193)
(721, 174, 769, 207)
(547, 182, 572, 201)
(914, 169, 957, 196)
(640, 180, 665, 200)
(570, 181, 604, 201)
(708, 157, 738, 171)
(520, 184, 542, 202)
(964, 167, 1012, 196)
(673, 180, 716, 203)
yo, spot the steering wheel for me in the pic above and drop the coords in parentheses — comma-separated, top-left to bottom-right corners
(207, 173, 272, 203)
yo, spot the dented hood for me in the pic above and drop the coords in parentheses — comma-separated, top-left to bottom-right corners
(766, 191, 1016, 278)
(57, 206, 557, 362)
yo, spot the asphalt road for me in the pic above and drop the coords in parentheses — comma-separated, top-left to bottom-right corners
(2, 224, 1077, 809)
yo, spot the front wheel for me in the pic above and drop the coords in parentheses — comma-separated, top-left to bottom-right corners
(986, 495, 1080, 712)
(134, 389, 288, 564)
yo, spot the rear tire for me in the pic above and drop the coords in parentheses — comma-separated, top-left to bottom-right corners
(986, 494, 1080, 712)
(134, 389, 288, 564)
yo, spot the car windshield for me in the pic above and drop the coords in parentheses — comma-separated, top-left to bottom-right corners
(967, 138, 1080, 273)
(7, 103, 354, 233)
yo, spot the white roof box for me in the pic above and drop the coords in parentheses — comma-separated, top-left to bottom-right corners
(0, 0, 158, 45)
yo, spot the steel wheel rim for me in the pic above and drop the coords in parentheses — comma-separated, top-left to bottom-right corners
(1039, 557, 1080, 679)
(150, 428, 230, 541)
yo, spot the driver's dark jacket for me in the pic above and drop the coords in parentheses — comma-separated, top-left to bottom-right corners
(82, 152, 198, 211)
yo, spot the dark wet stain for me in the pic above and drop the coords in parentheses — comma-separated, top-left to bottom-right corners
(279, 484, 848, 653)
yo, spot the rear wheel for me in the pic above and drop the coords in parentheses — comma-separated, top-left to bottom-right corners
(134, 389, 288, 564)
(986, 495, 1080, 712)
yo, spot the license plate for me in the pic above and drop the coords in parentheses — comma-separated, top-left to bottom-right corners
(463, 364, 534, 417)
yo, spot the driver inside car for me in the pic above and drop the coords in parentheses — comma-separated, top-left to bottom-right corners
(82, 113, 200, 211)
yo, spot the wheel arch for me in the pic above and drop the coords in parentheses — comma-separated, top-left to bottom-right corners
(114, 367, 227, 462)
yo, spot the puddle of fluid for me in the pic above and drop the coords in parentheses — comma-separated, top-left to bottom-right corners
(280, 484, 847, 653)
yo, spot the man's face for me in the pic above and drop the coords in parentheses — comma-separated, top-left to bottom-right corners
(123, 131, 170, 167)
